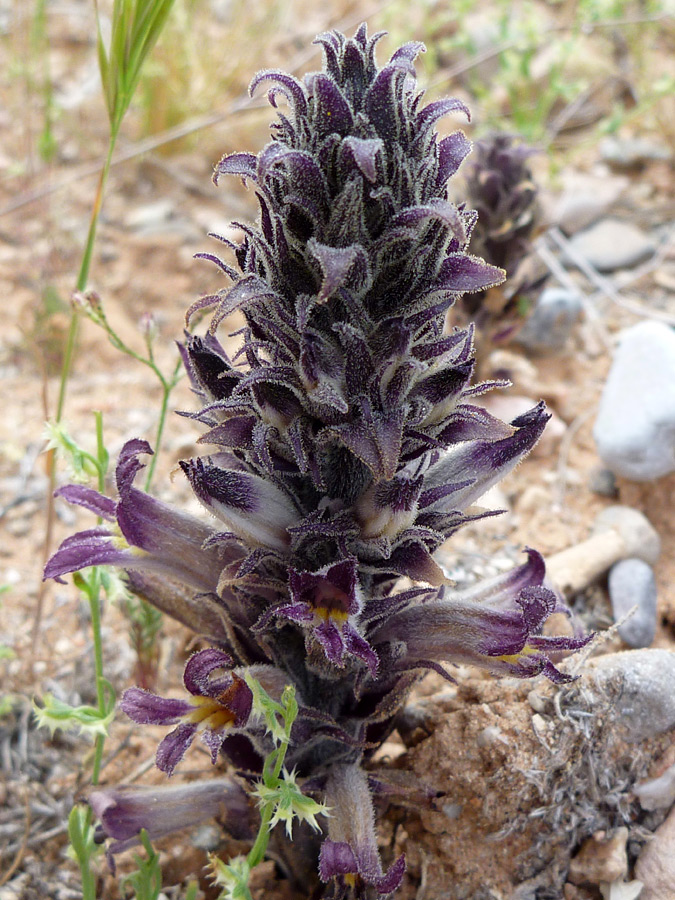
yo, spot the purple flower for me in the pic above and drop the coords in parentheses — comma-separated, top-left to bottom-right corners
(319, 765, 405, 897)
(46, 25, 592, 897)
(265, 558, 378, 676)
(372, 550, 591, 683)
(89, 777, 252, 855)
(121, 649, 253, 775)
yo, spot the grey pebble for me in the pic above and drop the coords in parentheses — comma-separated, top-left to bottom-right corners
(601, 136, 671, 169)
(516, 287, 582, 351)
(588, 466, 618, 498)
(567, 218, 655, 272)
(125, 199, 175, 231)
(593, 321, 675, 481)
(553, 172, 627, 236)
(588, 649, 675, 743)
(608, 558, 657, 649)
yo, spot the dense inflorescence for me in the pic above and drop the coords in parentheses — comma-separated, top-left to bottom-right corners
(47, 26, 589, 899)
(456, 132, 545, 344)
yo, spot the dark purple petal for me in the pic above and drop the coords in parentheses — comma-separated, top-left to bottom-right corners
(315, 619, 346, 666)
(390, 200, 466, 244)
(156, 724, 197, 776)
(516, 585, 556, 631)
(308, 240, 370, 302)
(54, 485, 115, 521)
(115, 439, 153, 494)
(272, 602, 315, 624)
(341, 136, 383, 182)
(422, 401, 549, 511)
(343, 625, 379, 677)
(121, 687, 192, 726)
(416, 96, 470, 133)
(206, 276, 284, 334)
(89, 777, 253, 855)
(310, 73, 353, 134)
(213, 152, 258, 185)
(435, 404, 514, 444)
(437, 132, 472, 185)
(381, 541, 447, 586)
(44, 528, 132, 581)
(436, 253, 505, 293)
(249, 69, 308, 118)
(319, 840, 358, 880)
(289, 559, 360, 616)
(373, 854, 406, 894)
(390, 40, 425, 65)
(183, 648, 234, 696)
(452, 548, 546, 606)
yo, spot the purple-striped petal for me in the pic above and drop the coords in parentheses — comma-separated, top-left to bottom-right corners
(121, 687, 192, 725)
(319, 765, 405, 895)
(181, 458, 298, 551)
(183, 648, 234, 696)
(437, 132, 472, 185)
(44, 528, 135, 581)
(156, 724, 197, 776)
(421, 401, 549, 511)
(372, 550, 592, 684)
(89, 777, 253, 855)
(54, 484, 115, 521)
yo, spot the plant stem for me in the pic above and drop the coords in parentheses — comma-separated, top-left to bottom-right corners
(89, 414, 108, 789)
(246, 738, 289, 872)
(35, 128, 120, 652)
(144, 357, 182, 491)
(56, 127, 119, 421)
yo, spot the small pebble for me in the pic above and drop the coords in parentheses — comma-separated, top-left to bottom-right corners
(588, 466, 618, 499)
(635, 804, 675, 899)
(588, 649, 675, 743)
(125, 199, 175, 231)
(553, 172, 627, 235)
(592, 505, 661, 565)
(517, 287, 583, 351)
(601, 136, 671, 169)
(608, 558, 657, 649)
(567, 218, 655, 272)
(634, 760, 675, 811)
(568, 827, 628, 885)
(593, 321, 675, 481)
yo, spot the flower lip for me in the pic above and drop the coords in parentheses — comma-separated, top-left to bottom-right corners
(121, 649, 254, 775)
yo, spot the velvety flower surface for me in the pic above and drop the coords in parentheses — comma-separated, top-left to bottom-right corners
(48, 25, 590, 898)
(89, 777, 252, 856)
(121, 649, 253, 774)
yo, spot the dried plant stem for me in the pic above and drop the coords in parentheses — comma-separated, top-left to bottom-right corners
(33, 131, 120, 652)
(0, 789, 30, 887)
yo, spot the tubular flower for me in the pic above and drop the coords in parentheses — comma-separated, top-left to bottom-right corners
(89, 777, 253, 856)
(121, 649, 253, 775)
(47, 25, 591, 898)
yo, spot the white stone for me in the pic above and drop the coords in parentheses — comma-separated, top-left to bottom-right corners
(593, 321, 675, 480)
(568, 218, 655, 272)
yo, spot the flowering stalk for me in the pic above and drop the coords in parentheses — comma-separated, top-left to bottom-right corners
(48, 26, 591, 898)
